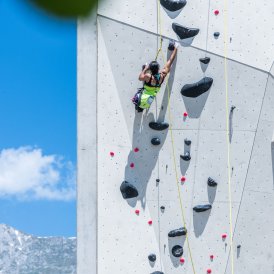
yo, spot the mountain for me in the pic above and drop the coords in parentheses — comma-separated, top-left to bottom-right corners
(0, 224, 76, 274)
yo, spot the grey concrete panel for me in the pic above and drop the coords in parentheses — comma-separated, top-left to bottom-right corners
(98, 0, 157, 34)
(225, 191, 274, 274)
(260, 74, 274, 122)
(77, 13, 97, 274)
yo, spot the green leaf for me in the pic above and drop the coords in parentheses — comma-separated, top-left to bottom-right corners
(29, 0, 96, 17)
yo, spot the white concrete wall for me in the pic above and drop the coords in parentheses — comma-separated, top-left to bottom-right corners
(77, 0, 274, 273)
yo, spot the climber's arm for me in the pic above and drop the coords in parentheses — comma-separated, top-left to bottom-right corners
(162, 46, 178, 75)
(138, 64, 150, 82)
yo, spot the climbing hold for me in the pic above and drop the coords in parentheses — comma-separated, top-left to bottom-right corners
(222, 233, 227, 239)
(210, 255, 214, 260)
(181, 77, 213, 98)
(120, 181, 139, 199)
(148, 220, 153, 225)
(180, 152, 191, 161)
(168, 40, 175, 51)
(172, 23, 200, 40)
(237, 245, 241, 249)
(130, 163, 135, 168)
(208, 177, 218, 187)
(160, 0, 187, 12)
(168, 227, 187, 237)
(110, 151, 115, 157)
(181, 176, 186, 182)
(151, 272, 164, 274)
(184, 139, 191, 146)
(134, 147, 139, 152)
(171, 245, 184, 257)
(149, 122, 169, 131)
(214, 32, 220, 38)
(180, 257, 185, 263)
(135, 209, 140, 215)
(207, 269, 212, 274)
(199, 57, 211, 64)
(183, 112, 188, 117)
(193, 204, 212, 212)
(230, 105, 236, 112)
(214, 9, 219, 15)
(148, 254, 157, 262)
(156, 179, 160, 183)
(151, 138, 161, 145)
(160, 205, 165, 210)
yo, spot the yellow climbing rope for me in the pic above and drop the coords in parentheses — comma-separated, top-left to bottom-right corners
(155, 1, 196, 273)
(223, 0, 235, 272)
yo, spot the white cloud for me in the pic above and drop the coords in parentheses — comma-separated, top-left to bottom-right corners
(0, 146, 76, 201)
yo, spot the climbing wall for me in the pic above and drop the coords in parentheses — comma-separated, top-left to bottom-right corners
(78, 0, 274, 273)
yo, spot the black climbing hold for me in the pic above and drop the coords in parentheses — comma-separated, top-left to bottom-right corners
(237, 245, 241, 249)
(214, 32, 220, 38)
(208, 177, 218, 187)
(151, 138, 161, 145)
(120, 181, 138, 199)
(148, 254, 157, 262)
(172, 23, 199, 40)
(231, 105, 236, 112)
(199, 57, 211, 64)
(151, 272, 164, 274)
(180, 152, 191, 161)
(160, 205, 165, 210)
(149, 122, 169, 131)
(171, 245, 184, 257)
(160, 0, 187, 12)
(156, 179, 160, 183)
(181, 77, 213, 98)
(184, 139, 191, 146)
(168, 40, 175, 51)
(168, 227, 187, 237)
(193, 204, 212, 212)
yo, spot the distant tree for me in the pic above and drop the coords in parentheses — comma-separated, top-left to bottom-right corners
(29, 0, 96, 17)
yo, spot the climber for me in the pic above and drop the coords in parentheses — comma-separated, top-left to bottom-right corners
(132, 41, 178, 112)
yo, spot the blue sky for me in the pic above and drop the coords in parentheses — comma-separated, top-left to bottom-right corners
(0, 0, 76, 236)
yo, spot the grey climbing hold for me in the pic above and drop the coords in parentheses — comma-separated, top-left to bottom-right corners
(181, 77, 213, 98)
(172, 23, 199, 39)
(149, 122, 169, 131)
(208, 177, 218, 187)
(151, 138, 161, 145)
(199, 57, 211, 64)
(184, 139, 191, 146)
(168, 227, 187, 237)
(171, 245, 184, 257)
(151, 272, 164, 274)
(180, 152, 191, 161)
(120, 181, 138, 199)
(214, 32, 220, 38)
(148, 254, 157, 262)
(168, 40, 175, 51)
(160, 0, 187, 12)
(193, 204, 212, 212)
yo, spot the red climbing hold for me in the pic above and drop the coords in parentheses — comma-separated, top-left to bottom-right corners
(210, 255, 214, 260)
(183, 112, 188, 117)
(207, 269, 212, 274)
(135, 209, 140, 215)
(180, 257, 185, 263)
(222, 233, 227, 239)
(134, 147, 139, 152)
(181, 176, 186, 182)
(130, 163, 135, 168)
(148, 220, 153, 225)
(110, 152, 115, 157)
(214, 10, 219, 15)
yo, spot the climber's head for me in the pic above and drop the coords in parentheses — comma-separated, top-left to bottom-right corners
(149, 61, 160, 75)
